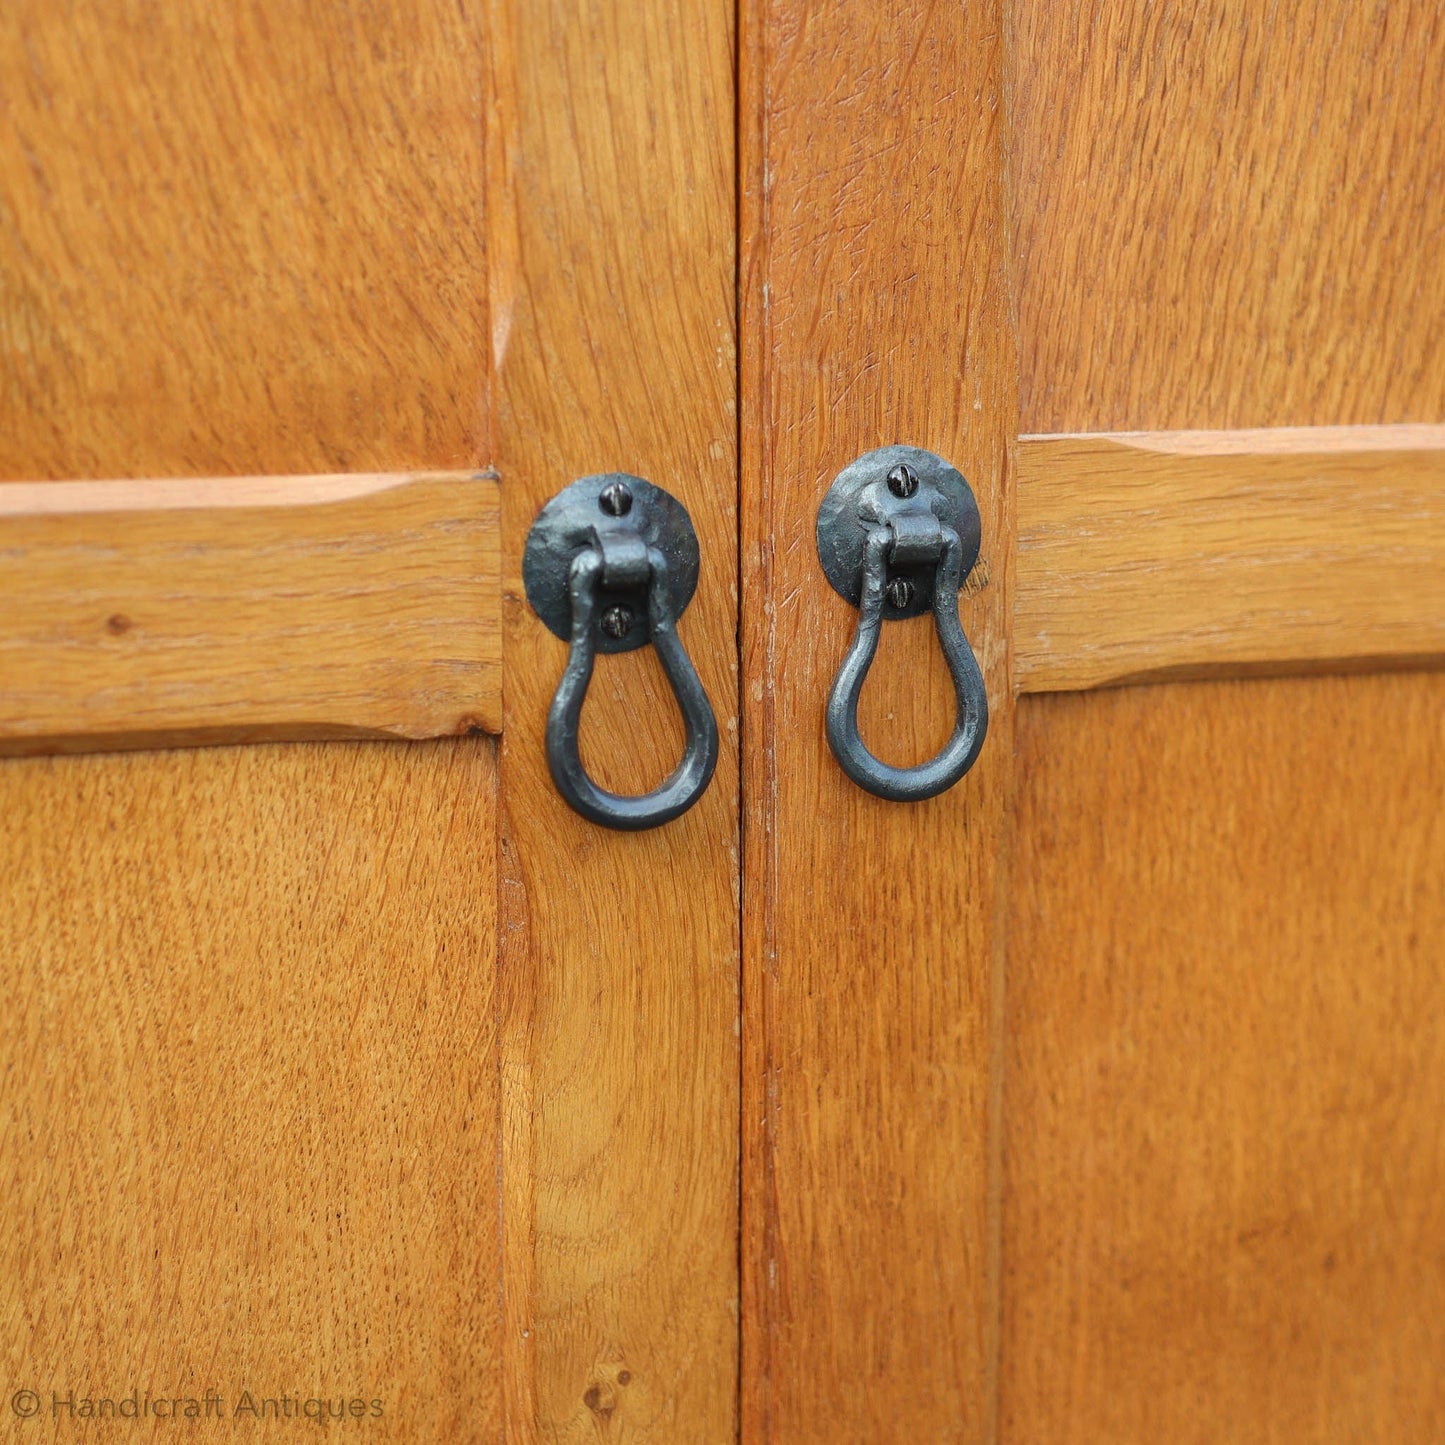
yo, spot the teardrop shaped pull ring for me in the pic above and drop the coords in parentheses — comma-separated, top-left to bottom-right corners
(816, 445, 989, 802)
(524, 474, 719, 830)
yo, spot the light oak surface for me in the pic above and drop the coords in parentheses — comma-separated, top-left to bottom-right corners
(740, 0, 1015, 1437)
(0, 740, 501, 1442)
(0, 0, 503, 1436)
(488, 0, 741, 1437)
(1011, 0, 1445, 433)
(0, 1, 488, 479)
(2, 0, 1442, 1440)
(1003, 675, 1445, 1443)
(0, 472, 501, 752)
(1015, 429, 1445, 692)
(1005, 5, 1445, 1440)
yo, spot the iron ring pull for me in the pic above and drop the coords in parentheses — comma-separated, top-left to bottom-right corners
(816, 445, 989, 803)
(825, 523, 988, 802)
(547, 544, 719, 831)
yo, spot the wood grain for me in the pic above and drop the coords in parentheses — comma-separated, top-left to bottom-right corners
(0, 1, 488, 480)
(0, 472, 501, 752)
(1005, 5, 1445, 1435)
(0, 0, 501, 1430)
(1002, 674, 1445, 1443)
(740, 0, 1016, 1438)
(487, 0, 740, 1437)
(1010, 0, 1445, 433)
(0, 739, 501, 1442)
(1015, 429, 1445, 692)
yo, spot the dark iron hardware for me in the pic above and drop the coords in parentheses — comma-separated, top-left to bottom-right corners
(815, 445, 988, 802)
(523, 474, 718, 830)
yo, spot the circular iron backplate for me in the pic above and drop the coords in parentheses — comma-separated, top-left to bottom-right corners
(816, 444, 982, 620)
(522, 473, 701, 654)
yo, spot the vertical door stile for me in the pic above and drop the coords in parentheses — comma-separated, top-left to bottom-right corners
(487, 0, 742, 1438)
(740, 0, 1020, 1439)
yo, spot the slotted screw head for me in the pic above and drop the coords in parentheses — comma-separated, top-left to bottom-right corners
(600, 605, 634, 640)
(885, 577, 916, 610)
(599, 481, 634, 517)
(886, 463, 919, 499)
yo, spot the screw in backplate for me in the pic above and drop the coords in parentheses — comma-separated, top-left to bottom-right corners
(599, 481, 634, 517)
(886, 463, 919, 499)
(600, 605, 635, 640)
(885, 577, 916, 610)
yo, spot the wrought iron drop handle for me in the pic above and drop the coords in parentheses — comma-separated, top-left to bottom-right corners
(816, 445, 989, 802)
(523, 474, 718, 830)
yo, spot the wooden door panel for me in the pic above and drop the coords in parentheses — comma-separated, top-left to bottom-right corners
(0, 1, 488, 481)
(0, 740, 500, 1439)
(0, 8, 505, 1427)
(1002, 675, 1445, 1442)
(734, 0, 1445, 1434)
(1011, 0, 1445, 434)
(1003, 8, 1445, 1437)
(2, 0, 741, 1435)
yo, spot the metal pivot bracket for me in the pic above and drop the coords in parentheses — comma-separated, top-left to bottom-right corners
(523, 474, 719, 830)
(815, 444, 989, 802)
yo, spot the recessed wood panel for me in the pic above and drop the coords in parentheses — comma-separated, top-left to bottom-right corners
(0, 0, 502, 1432)
(0, 740, 501, 1442)
(1011, 0, 1445, 432)
(1008, 9, 1445, 1436)
(1002, 675, 1445, 1443)
(0, 1, 488, 480)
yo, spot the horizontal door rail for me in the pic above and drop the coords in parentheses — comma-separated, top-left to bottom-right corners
(0, 470, 501, 754)
(1015, 424, 1445, 692)
(0, 424, 1439, 756)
